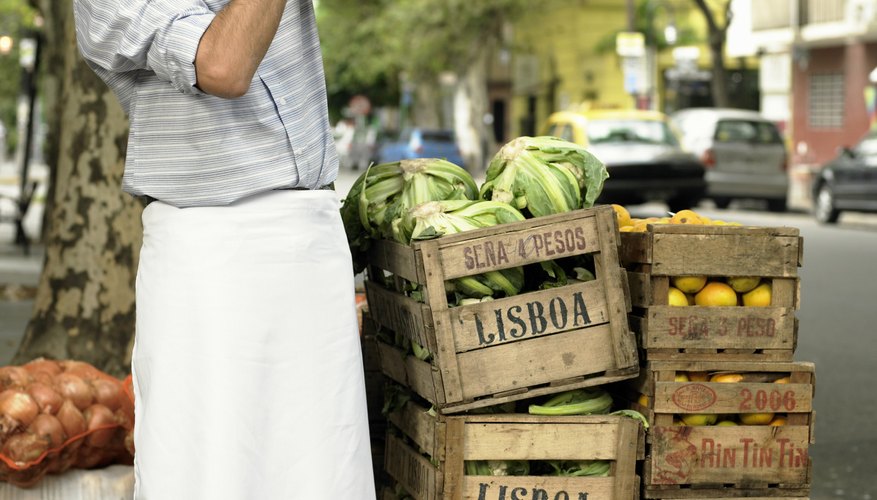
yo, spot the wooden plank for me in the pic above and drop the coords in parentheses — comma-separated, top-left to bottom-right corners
(641, 306, 797, 351)
(613, 418, 641, 500)
(448, 279, 610, 352)
(455, 324, 623, 400)
(650, 233, 800, 277)
(647, 425, 811, 486)
(368, 238, 423, 283)
(443, 419, 465, 500)
(652, 382, 813, 414)
(461, 476, 620, 500)
(388, 402, 441, 460)
(377, 341, 441, 406)
(462, 422, 622, 460)
(627, 271, 652, 307)
(385, 434, 439, 500)
(433, 208, 605, 280)
(365, 280, 433, 349)
(595, 208, 638, 369)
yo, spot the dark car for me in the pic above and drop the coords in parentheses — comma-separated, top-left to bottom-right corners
(376, 128, 466, 168)
(812, 130, 877, 223)
(544, 109, 706, 212)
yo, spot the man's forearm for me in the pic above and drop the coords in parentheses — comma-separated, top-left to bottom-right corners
(195, 0, 286, 98)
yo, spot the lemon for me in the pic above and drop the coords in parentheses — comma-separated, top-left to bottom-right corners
(740, 412, 775, 425)
(672, 275, 707, 294)
(742, 283, 772, 307)
(769, 416, 787, 426)
(670, 209, 703, 224)
(681, 413, 717, 426)
(675, 373, 690, 382)
(637, 394, 650, 407)
(668, 287, 689, 306)
(695, 282, 738, 306)
(716, 420, 738, 426)
(611, 204, 632, 228)
(727, 276, 761, 293)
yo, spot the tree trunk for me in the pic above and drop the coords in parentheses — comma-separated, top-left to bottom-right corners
(13, 0, 141, 378)
(454, 46, 494, 174)
(708, 38, 730, 108)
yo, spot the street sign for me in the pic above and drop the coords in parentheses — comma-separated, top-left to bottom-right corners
(622, 56, 648, 94)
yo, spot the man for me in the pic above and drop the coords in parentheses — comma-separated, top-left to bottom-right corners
(73, 1, 376, 498)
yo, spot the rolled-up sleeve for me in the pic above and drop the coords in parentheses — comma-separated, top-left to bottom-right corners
(73, 0, 216, 95)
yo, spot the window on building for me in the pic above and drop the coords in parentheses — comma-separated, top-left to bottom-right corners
(809, 73, 845, 129)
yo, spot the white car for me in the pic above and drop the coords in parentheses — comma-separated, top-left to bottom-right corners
(671, 108, 789, 212)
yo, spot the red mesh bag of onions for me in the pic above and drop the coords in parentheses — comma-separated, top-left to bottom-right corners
(0, 359, 135, 488)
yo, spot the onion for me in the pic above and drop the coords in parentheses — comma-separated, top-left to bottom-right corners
(56, 399, 87, 439)
(83, 404, 117, 448)
(90, 378, 123, 412)
(54, 373, 94, 411)
(23, 358, 62, 377)
(0, 366, 32, 390)
(27, 382, 64, 415)
(28, 414, 67, 448)
(60, 361, 102, 381)
(1, 432, 50, 465)
(0, 389, 40, 434)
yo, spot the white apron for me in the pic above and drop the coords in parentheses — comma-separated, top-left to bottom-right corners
(132, 189, 376, 499)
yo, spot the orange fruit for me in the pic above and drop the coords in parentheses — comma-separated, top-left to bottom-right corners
(695, 282, 739, 306)
(769, 416, 787, 426)
(742, 283, 772, 307)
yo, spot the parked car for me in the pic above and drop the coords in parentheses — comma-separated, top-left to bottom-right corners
(376, 128, 465, 168)
(543, 109, 706, 212)
(671, 108, 789, 212)
(811, 130, 877, 223)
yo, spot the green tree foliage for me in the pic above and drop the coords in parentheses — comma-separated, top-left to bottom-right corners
(0, 0, 38, 154)
(317, 0, 539, 114)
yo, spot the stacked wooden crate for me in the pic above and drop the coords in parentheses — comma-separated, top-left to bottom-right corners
(363, 205, 645, 499)
(618, 224, 814, 500)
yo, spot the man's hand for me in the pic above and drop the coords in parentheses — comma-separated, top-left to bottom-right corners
(195, 0, 286, 98)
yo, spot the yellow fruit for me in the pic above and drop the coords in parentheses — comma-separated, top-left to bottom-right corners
(769, 416, 787, 426)
(710, 373, 744, 383)
(687, 371, 710, 382)
(727, 276, 761, 293)
(699, 215, 712, 224)
(637, 394, 650, 407)
(681, 413, 717, 426)
(716, 420, 738, 426)
(612, 204, 632, 228)
(742, 283, 772, 307)
(774, 376, 790, 384)
(727, 222, 743, 226)
(670, 210, 703, 224)
(675, 373, 690, 382)
(619, 226, 635, 232)
(672, 275, 707, 294)
(695, 282, 739, 306)
(740, 413, 775, 425)
(712, 220, 727, 226)
(668, 287, 689, 307)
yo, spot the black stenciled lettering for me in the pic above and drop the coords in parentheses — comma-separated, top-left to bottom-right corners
(532, 488, 549, 500)
(544, 231, 555, 256)
(554, 230, 566, 254)
(577, 493, 589, 500)
(549, 297, 568, 330)
(464, 246, 475, 270)
(473, 244, 485, 269)
(475, 312, 495, 346)
(510, 487, 528, 500)
(478, 483, 490, 500)
(572, 292, 592, 326)
(497, 241, 510, 265)
(484, 241, 497, 268)
(496, 307, 508, 342)
(574, 227, 586, 250)
(507, 305, 527, 338)
(554, 492, 570, 500)
(528, 301, 548, 335)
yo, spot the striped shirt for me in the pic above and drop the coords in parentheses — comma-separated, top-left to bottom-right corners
(72, 0, 338, 207)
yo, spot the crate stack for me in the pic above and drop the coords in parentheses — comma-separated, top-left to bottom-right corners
(617, 224, 814, 500)
(362, 205, 645, 500)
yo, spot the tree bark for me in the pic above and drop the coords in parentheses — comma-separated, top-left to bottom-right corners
(692, 0, 731, 108)
(13, 0, 141, 378)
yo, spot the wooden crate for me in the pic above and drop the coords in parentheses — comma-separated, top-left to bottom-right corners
(620, 225, 802, 361)
(622, 361, 815, 498)
(366, 205, 639, 414)
(384, 400, 645, 500)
